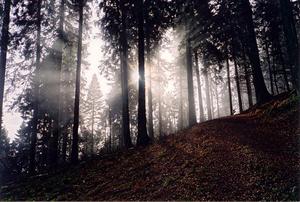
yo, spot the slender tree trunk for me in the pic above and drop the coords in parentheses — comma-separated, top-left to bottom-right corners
(215, 82, 220, 118)
(186, 38, 197, 126)
(158, 74, 162, 139)
(265, 42, 274, 95)
(272, 56, 280, 94)
(242, 46, 253, 107)
(0, 0, 10, 139)
(203, 60, 212, 120)
(241, 0, 271, 103)
(178, 62, 184, 130)
(210, 78, 214, 119)
(62, 44, 73, 162)
(226, 58, 233, 115)
(29, 0, 42, 174)
(71, 1, 84, 164)
(91, 100, 94, 155)
(279, 0, 299, 93)
(194, 50, 205, 122)
(278, 48, 291, 92)
(146, 35, 154, 140)
(109, 106, 112, 152)
(119, 1, 133, 149)
(144, 0, 154, 140)
(136, 0, 150, 146)
(233, 54, 243, 113)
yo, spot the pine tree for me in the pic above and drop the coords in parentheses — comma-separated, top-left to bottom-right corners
(82, 74, 104, 155)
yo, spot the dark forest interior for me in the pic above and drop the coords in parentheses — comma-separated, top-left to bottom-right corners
(0, 0, 299, 200)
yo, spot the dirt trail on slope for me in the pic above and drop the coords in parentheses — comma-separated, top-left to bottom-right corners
(1, 95, 299, 200)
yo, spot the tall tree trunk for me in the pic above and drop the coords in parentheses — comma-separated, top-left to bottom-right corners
(62, 44, 73, 162)
(272, 56, 280, 94)
(240, 0, 271, 103)
(265, 41, 274, 95)
(158, 73, 162, 139)
(49, 0, 65, 168)
(215, 82, 220, 118)
(210, 78, 214, 119)
(194, 50, 205, 122)
(144, 0, 154, 140)
(0, 0, 10, 140)
(203, 60, 212, 120)
(279, 0, 299, 93)
(178, 62, 184, 130)
(71, 1, 84, 164)
(91, 100, 94, 155)
(146, 34, 154, 140)
(242, 46, 253, 107)
(226, 58, 233, 115)
(108, 106, 112, 152)
(278, 46, 291, 92)
(233, 55, 243, 113)
(29, 0, 42, 174)
(120, 1, 133, 148)
(136, 0, 150, 146)
(186, 38, 197, 126)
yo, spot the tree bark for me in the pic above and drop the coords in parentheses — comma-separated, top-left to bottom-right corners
(120, 1, 133, 149)
(203, 60, 212, 120)
(194, 50, 205, 122)
(240, 0, 271, 103)
(186, 38, 197, 126)
(71, 1, 84, 164)
(0, 0, 10, 141)
(136, 0, 150, 146)
(242, 46, 253, 107)
(146, 34, 154, 140)
(265, 41, 274, 95)
(226, 58, 233, 115)
(233, 55, 243, 113)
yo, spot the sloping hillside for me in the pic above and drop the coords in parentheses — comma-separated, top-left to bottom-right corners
(1, 93, 299, 201)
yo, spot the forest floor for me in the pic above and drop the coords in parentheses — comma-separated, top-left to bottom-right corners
(1, 93, 300, 201)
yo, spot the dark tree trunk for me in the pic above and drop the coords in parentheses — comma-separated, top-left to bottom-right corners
(210, 78, 214, 119)
(0, 0, 10, 140)
(71, 1, 84, 164)
(91, 100, 94, 154)
(215, 82, 220, 118)
(186, 38, 197, 126)
(240, 0, 271, 103)
(233, 56, 243, 113)
(146, 35, 154, 140)
(62, 43, 73, 162)
(279, 0, 299, 93)
(279, 50, 291, 92)
(242, 46, 253, 107)
(226, 58, 233, 115)
(203, 60, 212, 120)
(136, 0, 150, 146)
(194, 50, 205, 122)
(158, 72, 162, 139)
(265, 42, 274, 95)
(49, 0, 65, 168)
(108, 106, 112, 152)
(178, 62, 184, 130)
(120, 1, 133, 149)
(29, 0, 42, 174)
(272, 56, 280, 94)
